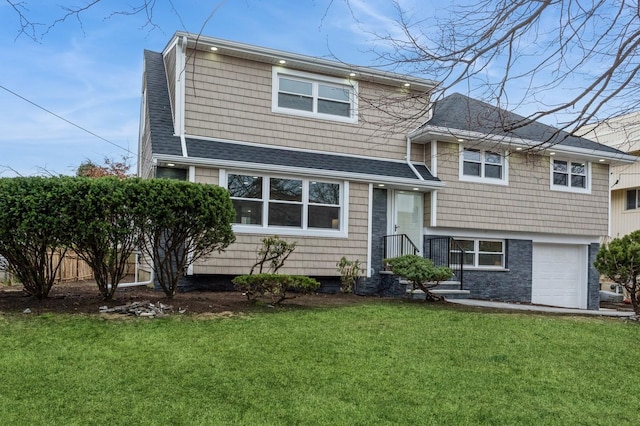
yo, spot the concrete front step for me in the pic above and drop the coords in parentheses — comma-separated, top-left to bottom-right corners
(406, 288, 471, 300)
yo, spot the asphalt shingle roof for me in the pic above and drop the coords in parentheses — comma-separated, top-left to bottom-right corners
(426, 93, 626, 155)
(143, 49, 439, 183)
(144, 50, 182, 156)
(185, 138, 439, 181)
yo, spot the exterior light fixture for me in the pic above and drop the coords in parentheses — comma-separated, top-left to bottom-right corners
(210, 46, 218, 51)
(166, 163, 175, 167)
(457, 138, 465, 142)
(349, 72, 356, 77)
(599, 159, 606, 162)
(403, 83, 411, 87)
(549, 152, 556, 156)
(279, 59, 286, 64)
(412, 187, 419, 191)
(378, 183, 385, 187)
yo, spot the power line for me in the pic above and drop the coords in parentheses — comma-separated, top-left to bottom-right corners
(0, 84, 136, 156)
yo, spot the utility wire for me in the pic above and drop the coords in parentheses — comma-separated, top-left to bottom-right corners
(0, 84, 135, 155)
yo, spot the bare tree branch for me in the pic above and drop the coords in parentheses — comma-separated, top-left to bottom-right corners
(344, 0, 640, 143)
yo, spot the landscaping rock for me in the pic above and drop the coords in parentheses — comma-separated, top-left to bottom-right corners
(99, 301, 174, 318)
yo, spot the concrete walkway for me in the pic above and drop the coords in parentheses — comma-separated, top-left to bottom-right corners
(447, 298, 636, 317)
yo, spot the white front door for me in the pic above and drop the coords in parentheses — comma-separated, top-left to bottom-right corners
(392, 191, 423, 255)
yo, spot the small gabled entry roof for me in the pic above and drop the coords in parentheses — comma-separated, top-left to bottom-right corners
(411, 93, 636, 162)
(142, 50, 441, 189)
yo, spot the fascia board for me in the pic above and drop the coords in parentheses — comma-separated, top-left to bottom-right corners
(411, 125, 638, 163)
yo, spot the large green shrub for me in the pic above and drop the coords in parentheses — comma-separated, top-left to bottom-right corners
(135, 179, 236, 298)
(595, 231, 640, 315)
(0, 177, 75, 299)
(232, 273, 320, 305)
(68, 177, 143, 300)
(384, 254, 453, 301)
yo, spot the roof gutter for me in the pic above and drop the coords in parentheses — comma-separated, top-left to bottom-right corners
(153, 154, 445, 190)
(410, 125, 638, 163)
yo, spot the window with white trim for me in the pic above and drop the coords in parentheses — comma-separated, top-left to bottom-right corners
(551, 158, 590, 193)
(227, 173, 343, 231)
(626, 189, 640, 210)
(451, 239, 505, 268)
(459, 148, 508, 184)
(272, 68, 357, 123)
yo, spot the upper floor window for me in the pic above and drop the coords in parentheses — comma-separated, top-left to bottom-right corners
(272, 68, 358, 123)
(227, 172, 345, 235)
(626, 189, 640, 210)
(459, 147, 508, 185)
(550, 158, 590, 193)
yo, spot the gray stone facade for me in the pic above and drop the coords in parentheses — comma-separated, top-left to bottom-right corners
(359, 188, 387, 295)
(587, 243, 600, 310)
(425, 237, 534, 304)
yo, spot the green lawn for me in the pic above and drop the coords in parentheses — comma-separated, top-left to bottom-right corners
(1, 302, 639, 425)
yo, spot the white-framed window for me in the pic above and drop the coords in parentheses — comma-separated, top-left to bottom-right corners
(550, 158, 590, 193)
(226, 172, 346, 236)
(626, 189, 640, 210)
(459, 147, 508, 185)
(272, 67, 358, 123)
(451, 239, 505, 269)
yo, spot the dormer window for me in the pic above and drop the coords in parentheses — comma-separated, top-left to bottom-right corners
(272, 68, 358, 124)
(459, 147, 508, 185)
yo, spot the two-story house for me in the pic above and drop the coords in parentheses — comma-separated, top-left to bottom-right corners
(138, 32, 635, 310)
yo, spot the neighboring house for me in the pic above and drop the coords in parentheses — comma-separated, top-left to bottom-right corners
(138, 31, 635, 310)
(579, 112, 640, 239)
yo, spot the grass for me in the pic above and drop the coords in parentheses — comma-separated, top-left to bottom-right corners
(1, 302, 639, 425)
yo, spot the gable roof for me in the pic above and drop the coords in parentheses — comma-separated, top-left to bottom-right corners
(412, 93, 634, 161)
(142, 49, 441, 188)
(143, 50, 182, 156)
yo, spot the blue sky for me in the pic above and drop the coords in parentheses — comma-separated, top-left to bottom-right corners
(0, 1, 630, 177)
(1, 0, 433, 177)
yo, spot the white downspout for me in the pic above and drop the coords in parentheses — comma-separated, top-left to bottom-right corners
(177, 35, 188, 157)
(406, 136, 424, 180)
(109, 252, 155, 289)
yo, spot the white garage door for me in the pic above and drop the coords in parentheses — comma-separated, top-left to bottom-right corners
(532, 243, 587, 309)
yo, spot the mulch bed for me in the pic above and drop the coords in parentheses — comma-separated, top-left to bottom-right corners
(0, 280, 366, 316)
(1, 280, 634, 316)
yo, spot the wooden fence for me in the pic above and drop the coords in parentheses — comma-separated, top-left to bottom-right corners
(1, 251, 136, 283)
(54, 251, 94, 282)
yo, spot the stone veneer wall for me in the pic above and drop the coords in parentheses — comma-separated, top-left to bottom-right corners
(425, 237, 533, 303)
(587, 243, 600, 310)
(359, 188, 387, 295)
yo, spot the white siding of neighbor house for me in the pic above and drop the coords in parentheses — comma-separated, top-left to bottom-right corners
(610, 189, 640, 238)
(181, 49, 429, 161)
(433, 141, 609, 235)
(192, 167, 369, 276)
